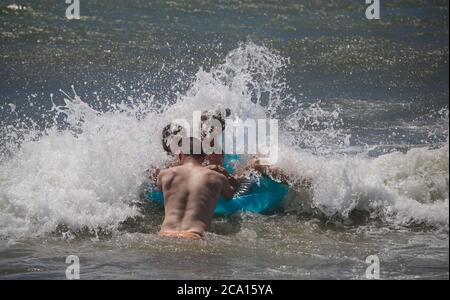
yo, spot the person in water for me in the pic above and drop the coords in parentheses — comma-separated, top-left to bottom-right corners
(160, 109, 230, 166)
(157, 137, 235, 240)
(156, 108, 310, 191)
(155, 109, 238, 187)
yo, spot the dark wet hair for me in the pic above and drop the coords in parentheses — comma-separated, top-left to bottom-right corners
(161, 109, 231, 154)
(201, 108, 231, 138)
(161, 123, 183, 154)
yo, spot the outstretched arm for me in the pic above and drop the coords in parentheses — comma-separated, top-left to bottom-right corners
(252, 159, 312, 189)
(251, 159, 292, 183)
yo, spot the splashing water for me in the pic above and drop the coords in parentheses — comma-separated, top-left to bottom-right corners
(0, 42, 448, 240)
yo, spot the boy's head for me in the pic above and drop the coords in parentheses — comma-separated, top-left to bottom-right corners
(201, 109, 230, 165)
(200, 108, 231, 138)
(161, 109, 231, 157)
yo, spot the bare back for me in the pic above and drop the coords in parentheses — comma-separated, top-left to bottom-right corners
(157, 163, 233, 235)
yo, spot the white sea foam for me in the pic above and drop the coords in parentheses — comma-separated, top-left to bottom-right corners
(276, 143, 449, 227)
(0, 42, 448, 239)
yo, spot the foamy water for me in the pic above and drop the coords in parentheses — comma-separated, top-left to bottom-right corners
(0, 43, 448, 241)
(2, 0, 450, 279)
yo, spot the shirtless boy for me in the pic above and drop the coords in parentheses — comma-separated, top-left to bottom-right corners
(157, 138, 235, 240)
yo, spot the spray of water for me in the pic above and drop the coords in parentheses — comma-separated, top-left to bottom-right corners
(0, 42, 448, 239)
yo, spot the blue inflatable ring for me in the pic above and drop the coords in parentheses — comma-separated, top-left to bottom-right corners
(144, 155, 289, 216)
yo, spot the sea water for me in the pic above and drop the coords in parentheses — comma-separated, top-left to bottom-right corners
(0, 0, 448, 279)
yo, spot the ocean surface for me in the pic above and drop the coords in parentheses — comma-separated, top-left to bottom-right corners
(0, 0, 448, 279)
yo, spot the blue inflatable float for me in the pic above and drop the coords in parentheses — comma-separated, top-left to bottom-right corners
(144, 155, 289, 216)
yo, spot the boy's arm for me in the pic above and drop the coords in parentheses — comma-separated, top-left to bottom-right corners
(251, 159, 291, 184)
(219, 175, 236, 200)
(252, 159, 312, 189)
